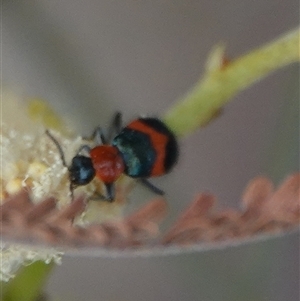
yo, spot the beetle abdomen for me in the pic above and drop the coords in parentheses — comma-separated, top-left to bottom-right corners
(113, 118, 178, 178)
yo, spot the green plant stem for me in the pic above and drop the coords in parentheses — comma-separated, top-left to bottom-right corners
(163, 28, 300, 137)
(1, 261, 54, 301)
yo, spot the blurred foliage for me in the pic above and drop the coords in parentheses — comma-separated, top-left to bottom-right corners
(1, 261, 54, 301)
(164, 28, 299, 137)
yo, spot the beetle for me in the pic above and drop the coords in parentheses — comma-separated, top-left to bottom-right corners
(46, 112, 179, 201)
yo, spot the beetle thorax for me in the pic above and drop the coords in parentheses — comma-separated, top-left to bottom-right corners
(89, 145, 125, 184)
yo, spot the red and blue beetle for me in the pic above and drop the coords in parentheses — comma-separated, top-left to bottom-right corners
(47, 113, 179, 201)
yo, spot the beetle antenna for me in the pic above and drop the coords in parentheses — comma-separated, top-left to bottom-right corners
(46, 130, 77, 201)
(46, 130, 68, 167)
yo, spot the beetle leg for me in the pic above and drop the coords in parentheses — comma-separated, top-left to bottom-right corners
(113, 112, 122, 133)
(76, 144, 92, 156)
(91, 127, 107, 145)
(69, 182, 75, 201)
(107, 112, 122, 142)
(139, 179, 165, 196)
(104, 183, 115, 202)
(88, 183, 115, 202)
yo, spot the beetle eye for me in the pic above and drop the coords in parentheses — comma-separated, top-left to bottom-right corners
(69, 155, 95, 186)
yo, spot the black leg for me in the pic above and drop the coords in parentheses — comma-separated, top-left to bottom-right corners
(69, 182, 75, 201)
(90, 112, 122, 145)
(107, 112, 122, 142)
(104, 183, 115, 202)
(139, 179, 165, 196)
(88, 183, 115, 202)
(91, 127, 107, 145)
(76, 144, 92, 156)
(113, 112, 122, 133)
